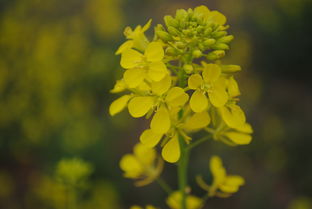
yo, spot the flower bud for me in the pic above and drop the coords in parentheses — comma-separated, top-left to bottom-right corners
(221, 65, 241, 73)
(164, 15, 179, 28)
(212, 31, 227, 38)
(218, 35, 234, 43)
(211, 43, 229, 50)
(168, 26, 180, 36)
(166, 47, 177, 56)
(192, 49, 202, 58)
(183, 64, 194, 74)
(176, 9, 188, 20)
(176, 42, 186, 49)
(206, 50, 225, 60)
(156, 31, 173, 41)
(203, 39, 216, 47)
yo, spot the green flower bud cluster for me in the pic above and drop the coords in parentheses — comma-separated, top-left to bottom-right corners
(155, 6, 233, 62)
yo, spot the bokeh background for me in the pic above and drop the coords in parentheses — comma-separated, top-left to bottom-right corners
(0, 0, 311, 208)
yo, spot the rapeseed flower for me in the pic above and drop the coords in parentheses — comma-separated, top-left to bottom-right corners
(116, 19, 152, 54)
(119, 143, 163, 186)
(188, 63, 228, 112)
(197, 156, 245, 197)
(120, 41, 168, 88)
(166, 191, 201, 209)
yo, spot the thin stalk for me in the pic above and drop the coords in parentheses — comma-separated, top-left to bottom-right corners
(186, 135, 212, 151)
(156, 177, 173, 195)
(178, 134, 189, 209)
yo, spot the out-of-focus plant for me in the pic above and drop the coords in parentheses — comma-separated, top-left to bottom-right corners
(110, 5, 253, 209)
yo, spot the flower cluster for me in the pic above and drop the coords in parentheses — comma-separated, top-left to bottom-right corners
(110, 5, 252, 163)
(109, 5, 253, 209)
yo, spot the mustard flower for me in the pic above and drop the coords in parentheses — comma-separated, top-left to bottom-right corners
(120, 41, 168, 88)
(166, 191, 201, 209)
(188, 63, 228, 112)
(130, 205, 158, 209)
(197, 156, 245, 197)
(119, 143, 163, 186)
(116, 19, 152, 54)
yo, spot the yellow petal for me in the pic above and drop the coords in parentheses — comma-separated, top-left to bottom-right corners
(209, 85, 228, 107)
(130, 206, 143, 209)
(162, 135, 180, 163)
(224, 132, 252, 145)
(119, 154, 143, 178)
(109, 95, 132, 116)
(202, 64, 221, 83)
(210, 156, 226, 185)
(133, 143, 156, 165)
(128, 96, 154, 118)
(184, 112, 211, 131)
(194, 5, 210, 17)
(220, 175, 244, 193)
(151, 74, 171, 95)
(123, 68, 145, 88)
(110, 79, 127, 93)
(145, 42, 164, 62)
(227, 76, 240, 98)
(115, 40, 134, 55)
(219, 104, 246, 129)
(120, 49, 143, 69)
(148, 61, 167, 81)
(142, 19, 152, 32)
(140, 129, 163, 147)
(165, 87, 189, 108)
(235, 123, 253, 134)
(188, 74, 203, 89)
(190, 90, 208, 112)
(150, 106, 170, 134)
(209, 11, 227, 25)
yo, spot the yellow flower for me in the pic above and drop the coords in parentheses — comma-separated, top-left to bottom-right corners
(216, 122, 253, 146)
(116, 19, 152, 54)
(166, 191, 202, 209)
(120, 41, 168, 88)
(194, 5, 227, 26)
(119, 143, 163, 186)
(188, 63, 228, 112)
(197, 156, 245, 198)
(130, 205, 158, 209)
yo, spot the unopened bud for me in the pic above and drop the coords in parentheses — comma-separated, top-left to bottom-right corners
(206, 50, 225, 60)
(168, 26, 180, 36)
(164, 15, 179, 28)
(176, 42, 186, 49)
(166, 47, 177, 56)
(221, 65, 241, 73)
(203, 39, 216, 47)
(183, 64, 194, 74)
(218, 35, 234, 43)
(192, 49, 202, 58)
(212, 31, 227, 38)
(156, 31, 172, 41)
(211, 43, 229, 50)
(176, 9, 188, 20)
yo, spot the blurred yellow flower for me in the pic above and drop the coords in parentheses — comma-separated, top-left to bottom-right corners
(166, 191, 201, 209)
(119, 143, 163, 186)
(197, 155, 244, 197)
(130, 205, 158, 209)
(55, 158, 93, 186)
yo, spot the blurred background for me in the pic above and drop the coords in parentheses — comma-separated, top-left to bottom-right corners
(0, 0, 311, 208)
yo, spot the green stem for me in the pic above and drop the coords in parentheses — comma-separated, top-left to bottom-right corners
(178, 134, 189, 209)
(156, 177, 173, 195)
(186, 135, 212, 151)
